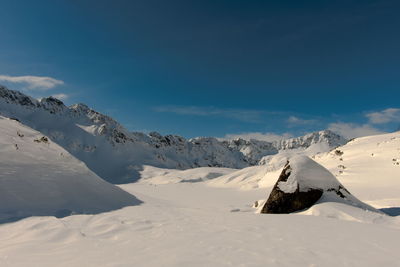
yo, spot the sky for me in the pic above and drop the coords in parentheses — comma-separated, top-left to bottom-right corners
(0, 0, 399, 140)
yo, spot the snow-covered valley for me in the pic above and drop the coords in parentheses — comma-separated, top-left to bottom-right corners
(0, 182, 399, 267)
(0, 87, 399, 266)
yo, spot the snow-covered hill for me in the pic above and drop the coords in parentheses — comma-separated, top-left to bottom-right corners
(314, 131, 400, 209)
(0, 85, 347, 183)
(0, 116, 141, 223)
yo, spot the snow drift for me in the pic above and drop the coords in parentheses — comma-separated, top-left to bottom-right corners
(0, 116, 141, 223)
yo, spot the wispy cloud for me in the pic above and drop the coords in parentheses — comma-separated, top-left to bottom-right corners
(221, 132, 293, 142)
(153, 105, 269, 123)
(0, 75, 64, 91)
(328, 122, 383, 139)
(366, 108, 400, 124)
(286, 116, 317, 126)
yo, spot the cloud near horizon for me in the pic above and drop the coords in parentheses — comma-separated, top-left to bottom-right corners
(0, 75, 64, 91)
(328, 122, 384, 139)
(366, 108, 400, 124)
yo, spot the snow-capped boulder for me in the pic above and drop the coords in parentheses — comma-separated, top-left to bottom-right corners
(260, 156, 377, 214)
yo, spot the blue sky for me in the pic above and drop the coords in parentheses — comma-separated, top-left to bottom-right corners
(0, 0, 399, 140)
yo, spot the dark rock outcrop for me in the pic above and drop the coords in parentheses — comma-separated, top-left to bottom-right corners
(260, 162, 323, 213)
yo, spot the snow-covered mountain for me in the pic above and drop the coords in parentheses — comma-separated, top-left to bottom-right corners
(0, 85, 347, 183)
(0, 115, 141, 223)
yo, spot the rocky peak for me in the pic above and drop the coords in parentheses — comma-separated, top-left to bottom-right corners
(69, 102, 129, 141)
(0, 85, 38, 108)
(152, 134, 187, 148)
(40, 97, 67, 114)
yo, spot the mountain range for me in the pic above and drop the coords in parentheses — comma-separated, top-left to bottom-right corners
(0, 85, 347, 183)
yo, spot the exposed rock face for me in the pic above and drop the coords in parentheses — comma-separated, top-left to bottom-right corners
(261, 156, 356, 214)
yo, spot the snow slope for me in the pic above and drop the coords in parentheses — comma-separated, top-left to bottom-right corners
(138, 165, 237, 185)
(314, 131, 400, 209)
(207, 165, 282, 190)
(0, 116, 141, 223)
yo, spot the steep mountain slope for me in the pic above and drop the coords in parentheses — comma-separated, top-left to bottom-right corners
(0, 116, 141, 223)
(0, 85, 347, 183)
